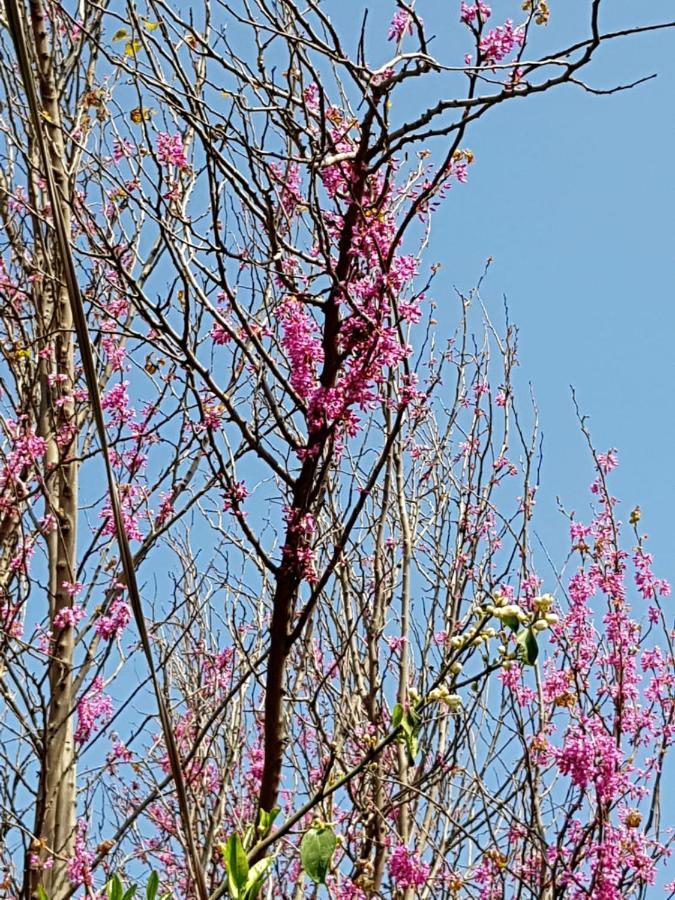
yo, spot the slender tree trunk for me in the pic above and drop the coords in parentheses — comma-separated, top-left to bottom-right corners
(24, 1, 78, 895)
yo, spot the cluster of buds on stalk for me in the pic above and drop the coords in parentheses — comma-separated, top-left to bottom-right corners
(427, 685, 463, 711)
(530, 592, 559, 630)
(485, 591, 559, 632)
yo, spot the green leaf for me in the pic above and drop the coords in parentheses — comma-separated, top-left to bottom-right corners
(244, 858, 273, 899)
(392, 703, 403, 729)
(112, 28, 129, 42)
(300, 826, 337, 885)
(516, 627, 539, 666)
(146, 873, 159, 900)
(242, 824, 256, 852)
(398, 707, 421, 763)
(122, 888, 137, 900)
(404, 730, 418, 763)
(256, 806, 280, 837)
(107, 875, 124, 900)
(36, 887, 48, 900)
(501, 614, 520, 632)
(222, 834, 249, 898)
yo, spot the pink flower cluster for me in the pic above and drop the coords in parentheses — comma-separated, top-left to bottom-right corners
(460, 1, 491, 24)
(223, 480, 250, 515)
(278, 298, 324, 402)
(479, 20, 524, 64)
(0, 419, 46, 520)
(156, 132, 189, 170)
(95, 597, 131, 640)
(100, 483, 146, 542)
(101, 381, 133, 426)
(67, 819, 94, 888)
(389, 844, 430, 889)
(0, 600, 23, 638)
(75, 675, 113, 744)
(270, 163, 303, 222)
(388, 10, 413, 43)
(499, 663, 536, 705)
(556, 716, 625, 803)
(53, 604, 86, 630)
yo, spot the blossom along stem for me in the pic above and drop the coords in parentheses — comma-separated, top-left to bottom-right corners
(0, 1, 673, 898)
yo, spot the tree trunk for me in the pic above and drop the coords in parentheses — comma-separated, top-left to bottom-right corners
(23, 0, 78, 895)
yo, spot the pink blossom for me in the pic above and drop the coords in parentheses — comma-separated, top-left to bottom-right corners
(112, 138, 133, 163)
(332, 877, 366, 900)
(61, 580, 83, 597)
(53, 605, 86, 630)
(154, 491, 175, 528)
(278, 298, 323, 402)
(67, 819, 94, 887)
(460, 2, 491, 25)
(95, 597, 131, 640)
(0, 601, 23, 638)
(75, 676, 113, 744)
(499, 663, 536, 705)
(385, 635, 407, 653)
(389, 844, 430, 888)
(597, 448, 619, 473)
(303, 83, 319, 111)
(388, 10, 413, 43)
(479, 19, 524, 64)
(101, 381, 133, 425)
(556, 717, 625, 804)
(156, 132, 189, 170)
(223, 480, 250, 512)
(100, 484, 145, 542)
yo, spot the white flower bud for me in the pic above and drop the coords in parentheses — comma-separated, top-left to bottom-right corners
(443, 693, 463, 711)
(533, 593, 554, 612)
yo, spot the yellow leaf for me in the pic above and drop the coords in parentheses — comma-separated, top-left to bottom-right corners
(112, 28, 129, 42)
(143, 19, 159, 30)
(129, 106, 153, 123)
(125, 39, 142, 57)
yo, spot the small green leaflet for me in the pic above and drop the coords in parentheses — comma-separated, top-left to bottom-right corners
(106, 875, 137, 900)
(257, 806, 280, 837)
(243, 858, 273, 899)
(501, 614, 520, 632)
(300, 825, 337, 885)
(219, 834, 273, 899)
(515, 627, 539, 666)
(223, 833, 249, 898)
(146, 872, 159, 900)
(392, 702, 421, 763)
